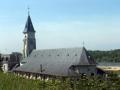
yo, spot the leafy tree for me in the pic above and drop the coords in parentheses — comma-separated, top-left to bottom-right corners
(89, 49, 120, 62)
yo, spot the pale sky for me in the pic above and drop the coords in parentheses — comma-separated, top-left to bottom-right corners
(0, 0, 120, 53)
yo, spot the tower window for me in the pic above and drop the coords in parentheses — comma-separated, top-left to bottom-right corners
(1, 58, 4, 61)
(89, 56, 91, 58)
(6, 57, 8, 61)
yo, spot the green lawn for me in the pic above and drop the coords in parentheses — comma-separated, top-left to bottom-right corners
(0, 72, 120, 90)
(0, 72, 40, 90)
(0, 72, 72, 90)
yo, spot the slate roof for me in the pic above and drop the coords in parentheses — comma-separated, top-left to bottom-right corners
(14, 47, 96, 76)
(23, 15, 35, 33)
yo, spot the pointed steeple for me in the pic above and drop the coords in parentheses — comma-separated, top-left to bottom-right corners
(23, 11, 36, 58)
(23, 14, 35, 33)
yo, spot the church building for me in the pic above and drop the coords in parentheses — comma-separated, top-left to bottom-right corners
(14, 13, 99, 79)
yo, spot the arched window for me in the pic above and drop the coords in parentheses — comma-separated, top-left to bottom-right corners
(1, 57, 4, 61)
(6, 57, 8, 61)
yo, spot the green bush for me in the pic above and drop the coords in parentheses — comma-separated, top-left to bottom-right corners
(89, 49, 120, 62)
(0, 72, 120, 90)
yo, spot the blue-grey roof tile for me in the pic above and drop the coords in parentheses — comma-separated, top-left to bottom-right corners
(15, 47, 96, 76)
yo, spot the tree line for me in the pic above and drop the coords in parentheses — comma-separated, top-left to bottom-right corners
(89, 49, 120, 62)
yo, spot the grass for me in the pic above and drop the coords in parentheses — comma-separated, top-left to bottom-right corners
(0, 72, 120, 90)
(0, 72, 73, 90)
(0, 72, 40, 90)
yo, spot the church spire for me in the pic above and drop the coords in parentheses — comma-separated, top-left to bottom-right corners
(23, 11, 36, 58)
(23, 9, 35, 33)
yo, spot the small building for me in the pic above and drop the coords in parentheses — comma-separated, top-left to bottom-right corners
(14, 47, 97, 78)
(0, 52, 22, 72)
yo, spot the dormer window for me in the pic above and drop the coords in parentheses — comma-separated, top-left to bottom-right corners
(67, 54, 69, 56)
(34, 55, 36, 57)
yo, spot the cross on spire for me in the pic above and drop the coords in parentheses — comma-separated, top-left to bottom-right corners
(23, 8, 35, 33)
(82, 41, 85, 47)
(27, 7, 30, 15)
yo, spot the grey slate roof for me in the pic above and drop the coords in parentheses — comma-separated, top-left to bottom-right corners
(23, 15, 35, 33)
(15, 47, 96, 76)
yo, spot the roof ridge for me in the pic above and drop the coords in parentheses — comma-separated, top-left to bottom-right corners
(34, 47, 83, 51)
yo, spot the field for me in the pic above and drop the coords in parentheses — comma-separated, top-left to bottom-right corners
(0, 72, 120, 90)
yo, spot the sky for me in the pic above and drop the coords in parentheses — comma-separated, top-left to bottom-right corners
(0, 0, 120, 53)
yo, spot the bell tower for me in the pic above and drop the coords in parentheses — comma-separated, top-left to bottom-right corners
(23, 12, 36, 58)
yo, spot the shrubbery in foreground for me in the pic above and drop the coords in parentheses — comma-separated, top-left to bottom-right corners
(0, 72, 120, 90)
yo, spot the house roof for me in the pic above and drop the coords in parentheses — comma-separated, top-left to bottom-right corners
(23, 15, 35, 33)
(14, 47, 96, 76)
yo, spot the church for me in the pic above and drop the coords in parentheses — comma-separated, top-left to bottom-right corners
(13, 13, 102, 79)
